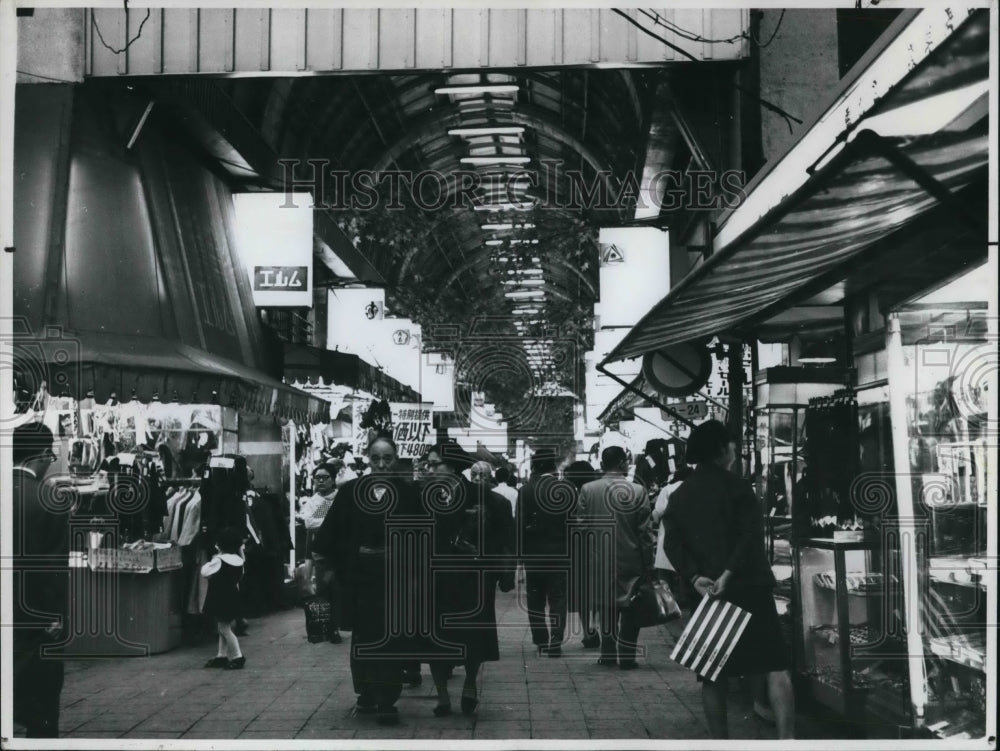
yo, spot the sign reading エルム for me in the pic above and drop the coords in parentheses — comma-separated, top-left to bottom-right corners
(254, 266, 308, 291)
(233, 192, 313, 307)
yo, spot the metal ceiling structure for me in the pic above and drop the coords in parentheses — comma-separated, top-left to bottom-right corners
(240, 70, 648, 304)
(137, 59, 738, 387)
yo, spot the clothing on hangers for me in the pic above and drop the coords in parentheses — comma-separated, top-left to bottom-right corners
(177, 492, 202, 547)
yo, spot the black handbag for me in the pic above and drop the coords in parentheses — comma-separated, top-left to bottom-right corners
(626, 575, 682, 628)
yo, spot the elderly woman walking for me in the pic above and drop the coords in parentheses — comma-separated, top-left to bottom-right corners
(420, 443, 516, 716)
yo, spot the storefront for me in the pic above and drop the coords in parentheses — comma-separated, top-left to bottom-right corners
(10, 80, 329, 654)
(599, 8, 994, 739)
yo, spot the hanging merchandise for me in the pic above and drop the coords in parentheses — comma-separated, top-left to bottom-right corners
(800, 390, 859, 539)
(200, 455, 252, 547)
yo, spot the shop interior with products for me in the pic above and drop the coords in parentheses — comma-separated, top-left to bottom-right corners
(752, 259, 992, 739)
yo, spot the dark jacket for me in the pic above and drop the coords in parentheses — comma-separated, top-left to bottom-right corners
(12, 468, 70, 651)
(663, 462, 775, 589)
(517, 473, 576, 559)
(426, 477, 515, 663)
(314, 474, 424, 638)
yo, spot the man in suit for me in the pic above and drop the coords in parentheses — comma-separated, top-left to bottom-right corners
(11, 421, 70, 738)
(576, 446, 655, 669)
(517, 448, 575, 657)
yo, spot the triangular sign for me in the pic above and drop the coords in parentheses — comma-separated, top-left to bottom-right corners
(601, 243, 625, 264)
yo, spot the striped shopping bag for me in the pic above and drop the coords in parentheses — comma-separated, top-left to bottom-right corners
(670, 594, 751, 682)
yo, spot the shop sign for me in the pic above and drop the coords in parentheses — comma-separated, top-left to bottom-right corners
(660, 400, 708, 421)
(253, 266, 308, 292)
(233, 192, 313, 308)
(389, 402, 434, 459)
(352, 401, 433, 459)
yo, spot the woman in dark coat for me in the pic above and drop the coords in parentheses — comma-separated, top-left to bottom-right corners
(421, 442, 515, 716)
(313, 433, 423, 726)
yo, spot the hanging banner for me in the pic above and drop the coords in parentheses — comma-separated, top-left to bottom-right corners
(233, 192, 314, 307)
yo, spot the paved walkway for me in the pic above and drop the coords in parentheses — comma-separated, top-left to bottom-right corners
(49, 589, 837, 741)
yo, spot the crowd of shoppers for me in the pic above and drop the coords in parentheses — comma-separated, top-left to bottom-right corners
(11, 416, 790, 739)
(295, 420, 792, 737)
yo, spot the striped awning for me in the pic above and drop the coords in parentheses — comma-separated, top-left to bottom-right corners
(603, 9, 990, 365)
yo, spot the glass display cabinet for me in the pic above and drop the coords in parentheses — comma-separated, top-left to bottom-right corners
(793, 537, 911, 722)
(894, 307, 991, 740)
(755, 367, 850, 565)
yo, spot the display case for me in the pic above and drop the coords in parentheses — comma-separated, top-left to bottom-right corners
(793, 537, 911, 723)
(754, 367, 851, 564)
(893, 308, 991, 740)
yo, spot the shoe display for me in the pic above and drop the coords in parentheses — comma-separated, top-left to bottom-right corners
(619, 660, 639, 670)
(204, 657, 228, 668)
(328, 632, 343, 644)
(581, 634, 601, 649)
(354, 703, 378, 716)
(597, 657, 617, 667)
(375, 706, 400, 726)
(546, 645, 563, 658)
(432, 704, 453, 717)
(460, 696, 479, 715)
(225, 656, 246, 670)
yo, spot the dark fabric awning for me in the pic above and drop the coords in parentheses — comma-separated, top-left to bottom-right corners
(29, 329, 329, 423)
(283, 343, 421, 403)
(603, 10, 989, 365)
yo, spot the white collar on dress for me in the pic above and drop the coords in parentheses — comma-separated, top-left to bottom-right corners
(218, 553, 244, 566)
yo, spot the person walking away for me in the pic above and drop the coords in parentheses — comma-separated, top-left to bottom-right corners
(491, 466, 519, 518)
(11, 422, 69, 737)
(563, 460, 601, 647)
(663, 420, 795, 739)
(314, 434, 423, 725)
(650, 464, 693, 602)
(517, 449, 576, 657)
(298, 463, 344, 643)
(422, 443, 515, 716)
(201, 527, 247, 670)
(576, 446, 655, 669)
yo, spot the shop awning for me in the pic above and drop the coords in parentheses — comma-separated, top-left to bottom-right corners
(603, 9, 990, 365)
(283, 343, 421, 404)
(30, 330, 329, 423)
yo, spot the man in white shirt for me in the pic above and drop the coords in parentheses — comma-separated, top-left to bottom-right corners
(487, 465, 519, 518)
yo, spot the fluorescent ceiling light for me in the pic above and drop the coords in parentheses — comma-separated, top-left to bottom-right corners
(503, 279, 545, 286)
(505, 291, 546, 298)
(507, 269, 543, 275)
(482, 223, 536, 230)
(436, 85, 519, 95)
(448, 126, 525, 136)
(461, 156, 531, 165)
(485, 240, 505, 246)
(797, 357, 838, 364)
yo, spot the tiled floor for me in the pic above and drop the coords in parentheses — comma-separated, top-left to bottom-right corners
(41, 589, 835, 741)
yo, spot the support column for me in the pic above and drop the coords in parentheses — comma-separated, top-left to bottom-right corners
(885, 313, 927, 724)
